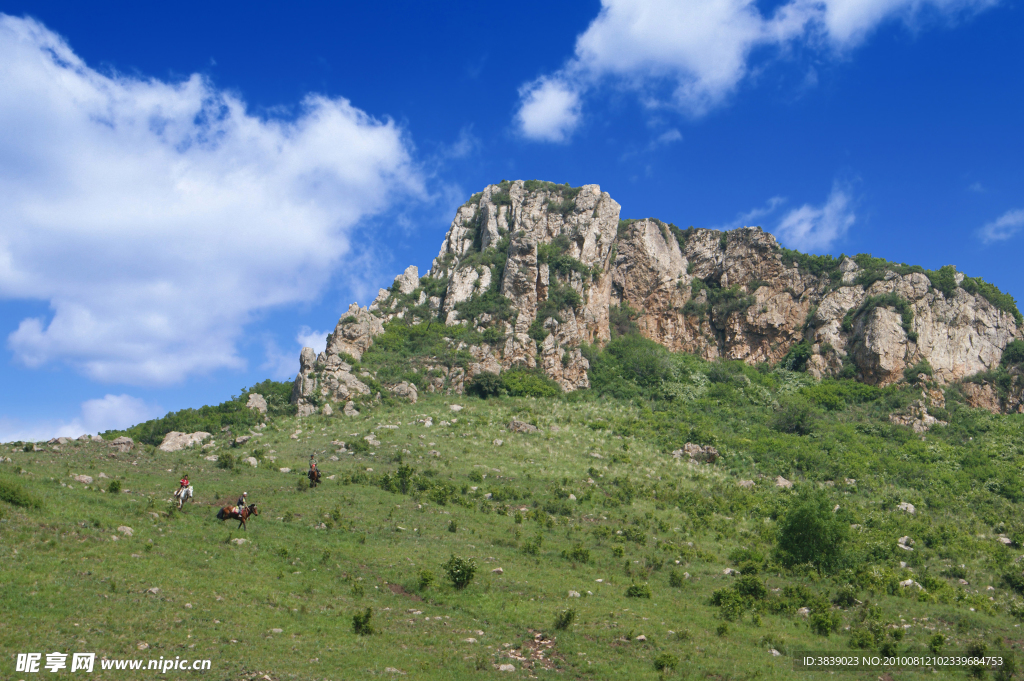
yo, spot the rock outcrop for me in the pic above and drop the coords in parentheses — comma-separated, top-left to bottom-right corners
(158, 431, 211, 452)
(292, 179, 1023, 413)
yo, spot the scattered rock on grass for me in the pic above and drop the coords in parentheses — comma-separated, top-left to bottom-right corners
(775, 476, 793, 489)
(117, 526, 133, 537)
(509, 419, 538, 434)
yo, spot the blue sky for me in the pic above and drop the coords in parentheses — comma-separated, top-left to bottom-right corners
(0, 0, 1021, 439)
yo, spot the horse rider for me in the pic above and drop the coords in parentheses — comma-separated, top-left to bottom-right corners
(309, 454, 319, 480)
(236, 491, 248, 515)
(177, 473, 190, 498)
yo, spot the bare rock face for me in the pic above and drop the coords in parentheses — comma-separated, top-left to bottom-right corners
(291, 179, 1023, 406)
(109, 437, 134, 453)
(889, 401, 947, 433)
(246, 393, 268, 414)
(389, 381, 418, 403)
(158, 431, 211, 452)
(326, 303, 385, 361)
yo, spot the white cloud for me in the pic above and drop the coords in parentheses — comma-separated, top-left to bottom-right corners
(0, 393, 162, 442)
(296, 326, 329, 354)
(0, 15, 423, 385)
(515, 77, 583, 142)
(773, 183, 856, 252)
(515, 0, 998, 140)
(979, 208, 1024, 244)
(717, 195, 787, 230)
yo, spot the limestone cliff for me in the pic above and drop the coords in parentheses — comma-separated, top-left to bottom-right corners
(292, 180, 1023, 414)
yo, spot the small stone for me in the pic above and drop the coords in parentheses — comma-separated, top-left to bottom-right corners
(493, 439, 503, 446)
(508, 419, 538, 434)
(231, 538, 247, 545)
(205, 455, 219, 461)
(492, 568, 504, 574)
(498, 664, 515, 672)
(137, 642, 149, 650)
(770, 648, 781, 656)
(279, 468, 291, 473)
(449, 404, 463, 412)
(73, 474, 94, 484)
(117, 526, 133, 537)
(147, 587, 160, 594)
(738, 479, 755, 489)
(635, 635, 647, 641)
(897, 502, 916, 514)
(723, 568, 737, 576)
(464, 638, 478, 643)
(568, 590, 580, 598)
(797, 607, 810, 617)
(271, 628, 283, 634)
(243, 456, 258, 467)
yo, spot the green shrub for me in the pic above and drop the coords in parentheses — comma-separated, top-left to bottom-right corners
(609, 303, 641, 338)
(625, 583, 652, 599)
(443, 555, 477, 589)
(501, 369, 561, 398)
(553, 608, 576, 630)
(417, 569, 435, 591)
(669, 570, 685, 588)
(352, 608, 374, 635)
(349, 439, 370, 455)
(466, 372, 505, 399)
(780, 340, 812, 372)
(926, 265, 959, 299)
(903, 359, 933, 383)
(810, 610, 842, 636)
(447, 519, 457, 533)
(107, 480, 122, 494)
(653, 653, 678, 671)
(0, 479, 42, 509)
(562, 544, 590, 563)
(771, 395, 817, 435)
(776, 491, 849, 574)
(1002, 340, 1024, 368)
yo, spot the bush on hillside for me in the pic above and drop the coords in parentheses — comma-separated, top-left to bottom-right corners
(776, 491, 849, 574)
(443, 555, 477, 590)
(104, 379, 294, 445)
(0, 479, 42, 509)
(1002, 340, 1024, 369)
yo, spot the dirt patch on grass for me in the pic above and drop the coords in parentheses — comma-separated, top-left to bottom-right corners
(387, 582, 422, 601)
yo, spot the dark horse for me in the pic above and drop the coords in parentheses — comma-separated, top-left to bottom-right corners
(308, 468, 322, 488)
(217, 503, 259, 530)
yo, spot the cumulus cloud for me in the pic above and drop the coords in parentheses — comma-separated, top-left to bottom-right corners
(978, 208, 1024, 244)
(296, 326, 329, 354)
(773, 183, 856, 252)
(515, 0, 998, 140)
(515, 77, 583, 142)
(0, 393, 162, 442)
(0, 15, 423, 385)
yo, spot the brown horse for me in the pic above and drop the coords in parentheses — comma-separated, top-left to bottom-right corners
(217, 503, 259, 530)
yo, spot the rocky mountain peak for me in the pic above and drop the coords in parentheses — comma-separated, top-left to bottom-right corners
(292, 180, 1023, 414)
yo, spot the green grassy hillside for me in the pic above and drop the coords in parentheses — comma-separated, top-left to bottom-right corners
(3, 336, 1024, 679)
